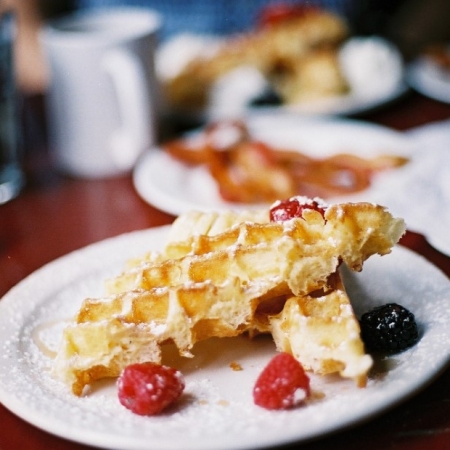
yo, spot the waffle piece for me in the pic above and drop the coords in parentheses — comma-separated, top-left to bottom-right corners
(107, 202, 404, 296)
(268, 272, 373, 387)
(164, 208, 270, 259)
(53, 200, 405, 395)
(111, 209, 270, 270)
(53, 279, 266, 396)
(105, 223, 333, 317)
(274, 48, 349, 104)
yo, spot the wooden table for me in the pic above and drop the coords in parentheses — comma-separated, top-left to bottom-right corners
(1, 92, 450, 450)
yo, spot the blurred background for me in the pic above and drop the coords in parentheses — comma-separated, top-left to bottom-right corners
(3, 0, 450, 95)
(2, 0, 450, 166)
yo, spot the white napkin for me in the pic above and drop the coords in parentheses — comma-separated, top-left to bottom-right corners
(374, 119, 450, 255)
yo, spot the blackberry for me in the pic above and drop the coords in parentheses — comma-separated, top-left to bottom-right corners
(359, 303, 419, 354)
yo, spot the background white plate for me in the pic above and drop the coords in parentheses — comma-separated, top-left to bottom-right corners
(157, 35, 407, 119)
(0, 228, 450, 450)
(133, 116, 415, 216)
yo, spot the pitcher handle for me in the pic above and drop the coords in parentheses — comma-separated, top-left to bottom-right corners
(102, 49, 154, 171)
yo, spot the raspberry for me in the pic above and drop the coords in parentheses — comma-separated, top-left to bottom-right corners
(270, 196, 327, 222)
(253, 353, 310, 410)
(359, 303, 419, 354)
(117, 362, 185, 415)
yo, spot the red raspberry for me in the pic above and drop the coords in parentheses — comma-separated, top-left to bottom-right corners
(253, 353, 310, 410)
(117, 362, 185, 415)
(270, 197, 327, 222)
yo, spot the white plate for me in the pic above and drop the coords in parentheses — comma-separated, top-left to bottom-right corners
(0, 228, 450, 450)
(133, 116, 415, 216)
(407, 55, 450, 103)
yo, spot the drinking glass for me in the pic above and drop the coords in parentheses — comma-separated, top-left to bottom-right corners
(0, 11, 24, 204)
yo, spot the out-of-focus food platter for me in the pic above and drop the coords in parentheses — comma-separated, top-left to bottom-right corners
(156, 7, 406, 119)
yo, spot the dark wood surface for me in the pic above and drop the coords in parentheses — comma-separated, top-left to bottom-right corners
(1, 91, 450, 450)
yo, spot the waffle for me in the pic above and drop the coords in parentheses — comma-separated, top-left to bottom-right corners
(111, 209, 271, 269)
(107, 202, 404, 296)
(164, 208, 270, 259)
(53, 199, 405, 395)
(54, 279, 264, 396)
(274, 47, 349, 104)
(268, 272, 373, 387)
